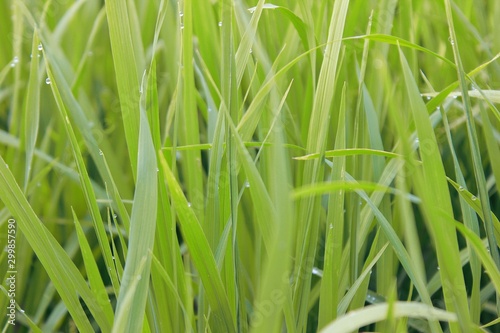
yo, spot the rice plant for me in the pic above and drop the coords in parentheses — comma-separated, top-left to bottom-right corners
(1, 0, 499, 332)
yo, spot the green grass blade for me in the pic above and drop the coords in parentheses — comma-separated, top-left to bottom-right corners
(0, 157, 109, 332)
(443, 0, 500, 281)
(104, 0, 141, 179)
(113, 75, 158, 332)
(159, 153, 236, 332)
(399, 45, 472, 332)
(22, 29, 40, 191)
(294, 1, 350, 330)
(320, 302, 458, 333)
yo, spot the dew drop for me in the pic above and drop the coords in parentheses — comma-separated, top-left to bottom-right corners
(415, 138, 420, 144)
(187, 202, 192, 207)
(312, 267, 323, 277)
(99, 149, 104, 156)
(112, 256, 115, 260)
(208, 107, 212, 113)
(156, 167, 159, 172)
(471, 195, 477, 201)
(10, 62, 15, 68)
(458, 186, 464, 191)
(437, 266, 440, 270)
(180, 23, 184, 30)
(448, 37, 455, 45)
(38, 43, 43, 51)
(249, 48, 253, 54)
(453, 95, 458, 99)
(244, 181, 250, 188)
(176, 151, 182, 160)
(329, 223, 333, 230)
(218, 21, 222, 27)
(426, 96, 431, 101)
(179, 11, 183, 17)
(45, 77, 51, 85)
(113, 214, 117, 218)
(20, 309, 25, 313)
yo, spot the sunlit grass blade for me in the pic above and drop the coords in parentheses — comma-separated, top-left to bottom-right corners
(320, 302, 458, 333)
(113, 74, 158, 332)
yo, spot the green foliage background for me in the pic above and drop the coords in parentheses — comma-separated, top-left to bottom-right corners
(0, 0, 499, 332)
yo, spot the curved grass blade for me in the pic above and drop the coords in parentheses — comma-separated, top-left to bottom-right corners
(320, 302, 458, 333)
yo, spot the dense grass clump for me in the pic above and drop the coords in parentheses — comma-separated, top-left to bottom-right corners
(1, 0, 500, 332)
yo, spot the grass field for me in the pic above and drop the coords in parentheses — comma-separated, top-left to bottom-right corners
(1, 0, 500, 332)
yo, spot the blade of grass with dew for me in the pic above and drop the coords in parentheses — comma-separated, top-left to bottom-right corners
(0, 157, 110, 332)
(113, 72, 158, 333)
(294, 1, 350, 330)
(454, 221, 500, 294)
(479, 103, 500, 204)
(399, 45, 472, 332)
(39, 38, 133, 203)
(159, 153, 236, 332)
(22, 29, 40, 192)
(443, 1, 500, 292)
(104, 0, 141, 179)
(179, 0, 204, 221)
(149, 55, 189, 332)
(223, 99, 276, 252)
(448, 178, 500, 244)
(439, 100, 482, 324)
(44, 60, 121, 297)
(236, 0, 265, 86)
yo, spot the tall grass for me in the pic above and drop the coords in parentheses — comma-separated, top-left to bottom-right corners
(1, 0, 500, 332)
